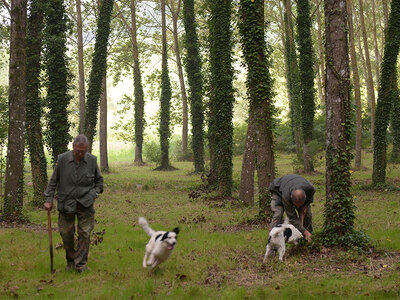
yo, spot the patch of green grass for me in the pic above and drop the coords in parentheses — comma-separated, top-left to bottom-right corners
(1, 151, 400, 299)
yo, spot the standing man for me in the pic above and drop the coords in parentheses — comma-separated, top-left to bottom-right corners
(269, 174, 315, 242)
(44, 135, 103, 272)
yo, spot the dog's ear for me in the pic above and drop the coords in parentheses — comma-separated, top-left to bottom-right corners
(161, 232, 169, 241)
(173, 227, 180, 235)
(284, 228, 292, 242)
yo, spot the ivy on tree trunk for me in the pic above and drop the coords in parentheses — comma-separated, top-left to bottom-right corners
(372, 0, 400, 185)
(238, 0, 275, 220)
(26, 0, 48, 207)
(84, 0, 114, 152)
(43, 0, 71, 163)
(207, 0, 234, 197)
(183, 0, 205, 173)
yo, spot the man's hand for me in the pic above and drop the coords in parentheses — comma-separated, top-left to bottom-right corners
(304, 230, 312, 242)
(44, 202, 53, 211)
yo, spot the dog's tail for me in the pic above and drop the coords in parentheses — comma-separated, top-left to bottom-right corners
(138, 217, 155, 236)
(271, 226, 286, 238)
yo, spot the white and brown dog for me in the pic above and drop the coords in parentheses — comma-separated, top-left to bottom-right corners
(138, 217, 180, 269)
(263, 219, 303, 262)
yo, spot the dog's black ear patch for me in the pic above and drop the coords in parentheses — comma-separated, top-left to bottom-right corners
(284, 228, 292, 242)
(161, 232, 170, 241)
(172, 227, 180, 235)
(276, 224, 282, 228)
(155, 234, 162, 241)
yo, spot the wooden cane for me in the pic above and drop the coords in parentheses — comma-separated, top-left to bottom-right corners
(47, 209, 55, 273)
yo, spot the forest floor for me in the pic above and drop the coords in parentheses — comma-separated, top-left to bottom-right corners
(0, 151, 399, 299)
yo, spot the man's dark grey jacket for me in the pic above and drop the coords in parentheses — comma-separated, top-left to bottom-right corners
(44, 151, 103, 213)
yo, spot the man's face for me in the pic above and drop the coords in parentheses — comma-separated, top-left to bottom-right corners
(73, 143, 88, 162)
(294, 200, 305, 210)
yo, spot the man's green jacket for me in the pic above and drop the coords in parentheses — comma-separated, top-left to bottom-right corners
(44, 151, 103, 213)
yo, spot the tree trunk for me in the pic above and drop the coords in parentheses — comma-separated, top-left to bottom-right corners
(324, 0, 354, 239)
(99, 76, 109, 172)
(3, 0, 27, 222)
(347, 0, 363, 169)
(130, 0, 145, 165)
(239, 0, 275, 218)
(158, 0, 172, 169)
(84, 0, 114, 152)
(372, 0, 400, 185)
(208, 0, 234, 196)
(371, 0, 381, 87)
(391, 89, 400, 162)
(26, 0, 48, 207)
(382, 0, 389, 30)
(359, 0, 376, 149)
(182, 0, 205, 173)
(169, 0, 188, 157)
(283, 0, 302, 161)
(44, 0, 71, 163)
(316, 0, 325, 106)
(239, 113, 256, 206)
(297, 0, 315, 173)
(76, 0, 86, 134)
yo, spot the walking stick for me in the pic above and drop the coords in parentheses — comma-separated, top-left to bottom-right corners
(47, 209, 55, 273)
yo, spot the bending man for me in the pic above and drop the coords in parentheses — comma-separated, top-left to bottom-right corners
(269, 174, 315, 242)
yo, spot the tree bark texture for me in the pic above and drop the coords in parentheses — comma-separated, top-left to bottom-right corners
(297, 0, 315, 173)
(239, 0, 275, 217)
(169, 0, 188, 157)
(131, 0, 145, 165)
(372, 0, 400, 184)
(359, 0, 376, 148)
(3, 0, 27, 221)
(283, 0, 302, 162)
(239, 112, 256, 206)
(316, 0, 325, 106)
(324, 0, 354, 233)
(76, 0, 86, 134)
(347, 0, 363, 169)
(371, 0, 381, 87)
(159, 0, 172, 169)
(100, 76, 109, 172)
(182, 0, 205, 173)
(26, 0, 48, 207)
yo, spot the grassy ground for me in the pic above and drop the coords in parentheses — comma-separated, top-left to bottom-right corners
(0, 151, 400, 299)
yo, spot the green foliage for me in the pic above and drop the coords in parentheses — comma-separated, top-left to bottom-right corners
(316, 228, 372, 250)
(183, 0, 205, 173)
(232, 123, 247, 156)
(143, 139, 161, 164)
(84, 0, 114, 149)
(207, 0, 235, 196)
(111, 94, 137, 143)
(373, 0, 400, 184)
(43, 0, 72, 163)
